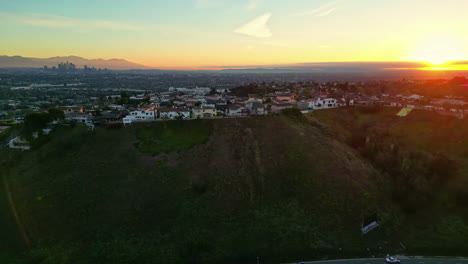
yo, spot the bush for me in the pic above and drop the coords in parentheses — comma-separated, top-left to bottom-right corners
(280, 108, 305, 122)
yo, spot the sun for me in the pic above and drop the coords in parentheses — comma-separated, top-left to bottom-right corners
(407, 34, 466, 66)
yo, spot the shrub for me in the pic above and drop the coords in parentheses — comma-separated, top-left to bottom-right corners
(280, 108, 305, 122)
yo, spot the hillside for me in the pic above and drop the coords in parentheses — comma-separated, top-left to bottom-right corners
(0, 111, 467, 263)
(311, 107, 468, 255)
(0, 56, 151, 70)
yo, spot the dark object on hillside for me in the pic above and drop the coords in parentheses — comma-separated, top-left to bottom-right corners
(362, 213, 379, 234)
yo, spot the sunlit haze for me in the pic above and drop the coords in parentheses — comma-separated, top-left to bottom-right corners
(1, 0, 467, 70)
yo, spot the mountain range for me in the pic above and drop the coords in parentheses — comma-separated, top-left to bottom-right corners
(0, 55, 151, 70)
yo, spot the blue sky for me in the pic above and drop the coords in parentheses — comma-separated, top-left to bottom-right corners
(1, 0, 467, 69)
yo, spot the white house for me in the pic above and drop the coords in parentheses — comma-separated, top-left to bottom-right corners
(305, 98, 341, 109)
(159, 108, 191, 120)
(123, 107, 156, 125)
(315, 98, 340, 109)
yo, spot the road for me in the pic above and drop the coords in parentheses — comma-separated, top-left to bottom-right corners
(294, 258, 468, 264)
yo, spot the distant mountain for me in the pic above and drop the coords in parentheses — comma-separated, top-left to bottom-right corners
(0, 55, 152, 70)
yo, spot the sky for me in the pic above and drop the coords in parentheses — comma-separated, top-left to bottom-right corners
(0, 0, 467, 70)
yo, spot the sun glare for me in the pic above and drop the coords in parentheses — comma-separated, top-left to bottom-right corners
(407, 34, 466, 66)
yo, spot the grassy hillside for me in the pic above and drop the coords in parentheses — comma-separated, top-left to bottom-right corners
(1, 110, 467, 263)
(311, 107, 468, 255)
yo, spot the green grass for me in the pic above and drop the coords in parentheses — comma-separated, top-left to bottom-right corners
(0, 120, 16, 126)
(135, 120, 213, 155)
(0, 149, 26, 263)
(312, 107, 468, 255)
(1, 113, 468, 263)
(0, 178, 25, 253)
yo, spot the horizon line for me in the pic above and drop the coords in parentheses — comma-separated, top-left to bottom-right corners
(1, 55, 468, 71)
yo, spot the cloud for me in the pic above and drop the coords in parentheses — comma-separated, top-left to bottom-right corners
(293, 2, 338, 17)
(445, 61, 468, 65)
(234, 13, 272, 38)
(0, 12, 144, 31)
(317, 7, 336, 16)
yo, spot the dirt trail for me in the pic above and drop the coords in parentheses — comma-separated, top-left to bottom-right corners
(2, 174, 31, 249)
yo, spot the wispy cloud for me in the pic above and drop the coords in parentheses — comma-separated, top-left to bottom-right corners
(317, 7, 336, 17)
(293, 2, 338, 17)
(234, 13, 272, 38)
(0, 12, 145, 31)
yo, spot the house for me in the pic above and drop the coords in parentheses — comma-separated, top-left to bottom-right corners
(304, 99, 318, 109)
(271, 102, 294, 113)
(94, 112, 123, 124)
(304, 98, 340, 109)
(215, 104, 229, 116)
(59, 105, 83, 114)
(227, 104, 249, 117)
(192, 106, 217, 119)
(246, 101, 266, 115)
(275, 93, 297, 103)
(65, 112, 93, 125)
(123, 106, 156, 125)
(159, 108, 191, 120)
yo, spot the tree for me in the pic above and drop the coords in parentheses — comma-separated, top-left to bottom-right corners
(21, 112, 51, 140)
(209, 88, 217, 95)
(48, 108, 65, 121)
(24, 113, 50, 130)
(345, 97, 351, 107)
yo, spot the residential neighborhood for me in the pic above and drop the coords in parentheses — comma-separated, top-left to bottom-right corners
(1, 75, 467, 151)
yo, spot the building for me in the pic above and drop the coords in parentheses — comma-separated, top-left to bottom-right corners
(94, 112, 123, 124)
(227, 104, 249, 117)
(66, 113, 93, 125)
(123, 106, 156, 125)
(271, 103, 294, 113)
(192, 106, 217, 119)
(246, 101, 266, 115)
(59, 105, 84, 114)
(159, 108, 191, 120)
(275, 93, 297, 104)
(314, 98, 340, 109)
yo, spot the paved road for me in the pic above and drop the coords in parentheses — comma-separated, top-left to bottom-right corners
(295, 258, 468, 264)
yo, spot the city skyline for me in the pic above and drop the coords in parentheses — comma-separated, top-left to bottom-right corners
(1, 0, 468, 70)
